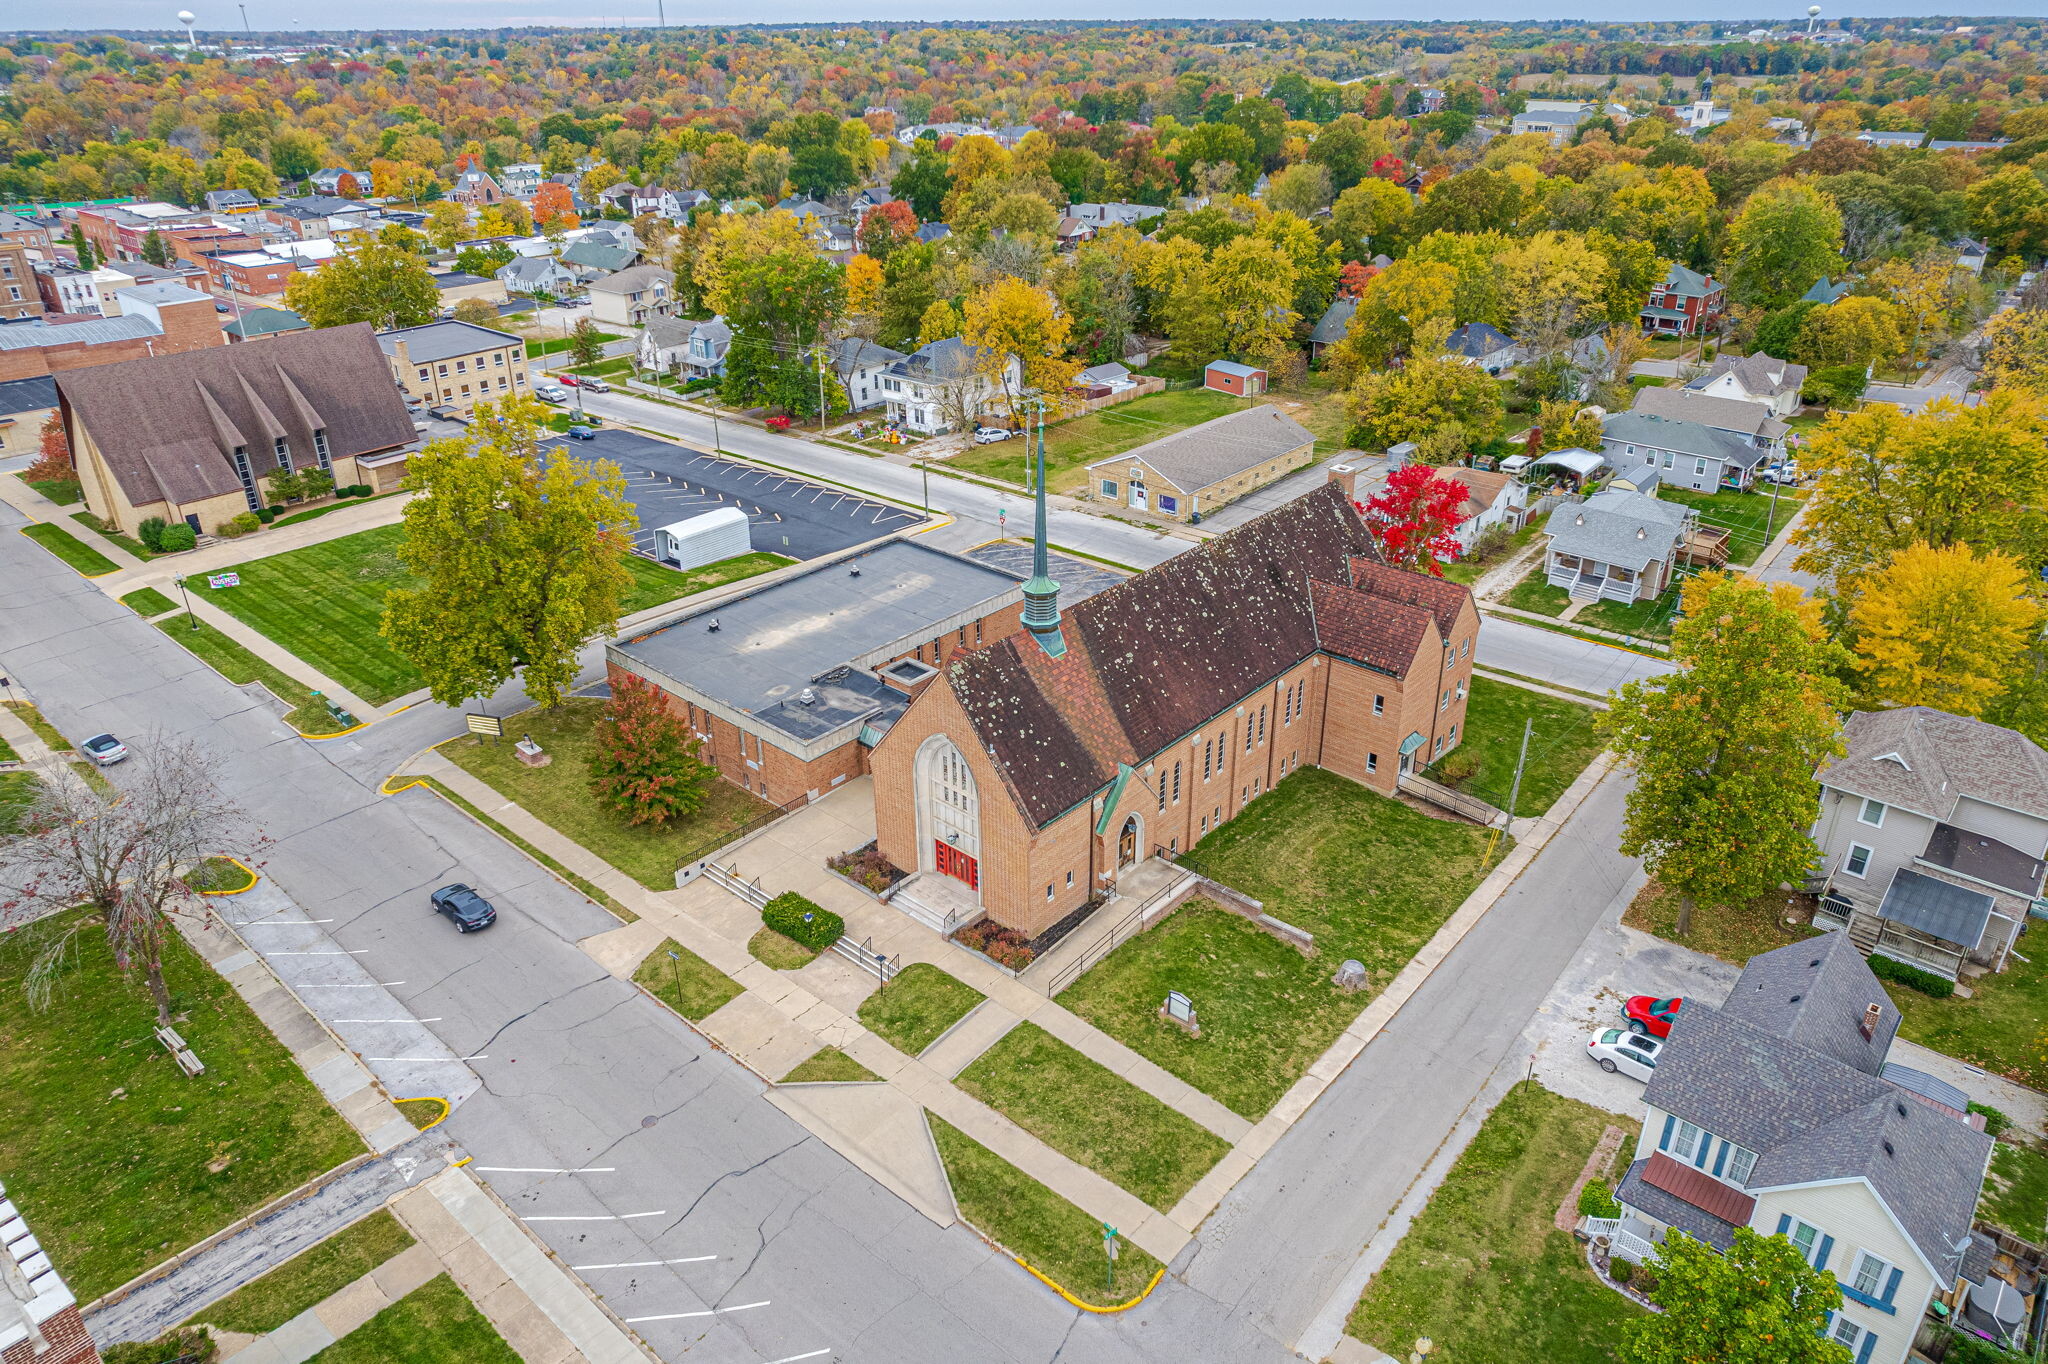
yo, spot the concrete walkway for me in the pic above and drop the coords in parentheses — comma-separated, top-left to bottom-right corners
(214, 1238, 442, 1364)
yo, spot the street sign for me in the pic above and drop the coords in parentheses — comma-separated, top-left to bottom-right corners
(207, 572, 240, 589)
(1164, 990, 1193, 1023)
(466, 714, 505, 737)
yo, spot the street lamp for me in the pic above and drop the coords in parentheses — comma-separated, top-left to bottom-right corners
(174, 574, 197, 630)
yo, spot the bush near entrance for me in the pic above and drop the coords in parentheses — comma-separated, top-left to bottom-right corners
(763, 891, 842, 949)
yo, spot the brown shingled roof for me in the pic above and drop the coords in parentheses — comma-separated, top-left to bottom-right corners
(948, 482, 1475, 828)
(57, 323, 414, 511)
(1310, 579, 1434, 674)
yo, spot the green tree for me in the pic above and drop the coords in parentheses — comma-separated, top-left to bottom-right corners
(587, 673, 714, 826)
(269, 127, 326, 184)
(878, 241, 939, 352)
(890, 152, 951, 221)
(1330, 178, 1412, 261)
(1346, 320, 1504, 450)
(383, 400, 636, 709)
(566, 316, 605, 367)
(1599, 572, 1848, 939)
(140, 229, 172, 267)
(1966, 167, 2048, 262)
(282, 241, 439, 331)
(1263, 162, 1333, 219)
(1413, 167, 1523, 237)
(1626, 1227, 1850, 1364)
(699, 213, 845, 417)
(424, 201, 471, 252)
(67, 223, 96, 271)
(1724, 180, 1845, 309)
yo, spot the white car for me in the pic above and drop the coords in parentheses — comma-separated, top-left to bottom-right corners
(1587, 1028, 1662, 1082)
(1760, 463, 1800, 486)
(534, 385, 569, 404)
(80, 733, 129, 766)
(974, 426, 1014, 444)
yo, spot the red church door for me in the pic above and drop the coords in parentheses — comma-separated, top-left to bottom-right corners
(936, 841, 978, 889)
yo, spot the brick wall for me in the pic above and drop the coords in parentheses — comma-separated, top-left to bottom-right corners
(2, 1305, 103, 1364)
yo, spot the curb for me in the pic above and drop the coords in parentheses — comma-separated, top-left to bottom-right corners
(193, 855, 260, 896)
(392, 1095, 450, 1131)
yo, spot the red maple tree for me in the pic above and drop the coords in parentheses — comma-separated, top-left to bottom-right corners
(24, 413, 71, 483)
(856, 200, 919, 261)
(586, 674, 713, 826)
(1358, 464, 1472, 578)
(1337, 261, 1380, 299)
(335, 172, 363, 198)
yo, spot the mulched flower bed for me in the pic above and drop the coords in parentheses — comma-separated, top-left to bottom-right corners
(828, 841, 908, 895)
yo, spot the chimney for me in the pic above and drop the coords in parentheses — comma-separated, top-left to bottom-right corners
(1327, 464, 1359, 500)
(1860, 1002, 1882, 1041)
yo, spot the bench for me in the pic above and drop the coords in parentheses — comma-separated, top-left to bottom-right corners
(154, 1024, 206, 1077)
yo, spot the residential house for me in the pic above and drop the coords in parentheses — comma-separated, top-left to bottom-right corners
(831, 336, 909, 413)
(0, 243, 42, 320)
(628, 186, 686, 220)
(497, 163, 544, 198)
(1204, 360, 1267, 396)
(593, 182, 639, 217)
(587, 265, 673, 329)
(1087, 406, 1315, 522)
(671, 189, 713, 218)
(1443, 321, 1521, 375)
(449, 164, 505, 207)
(1309, 297, 1357, 362)
(1856, 129, 1927, 149)
(308, 167, 372, 195)
(639, 315, 732, 380)
(1629, 386, 1789, 457)
(2, 1174, 104, 1364)
(876, 337, 1019, 435)
(1802, 277, 1853, 306)
(378, 319, 528, 413)
(1541, 487, 1692, 604)
(258, 197, 377, 242)
(1417, 86, 1447, 113)
(1685, 351, 1809, 418)
(1072, 362, 1136, 396)
(1510, 99, 1596, 145)
(56, 322, 416, 537)
(1608, 933, 1994, 1364)
(1442, 467, 1527, 552)
(560, 240, 638, 282)
(222, 305, 309, 343)
(1602, 410, 1772, 494)
(1952, 238, 1990, 275)
(896, 121, 998, 146)
(914, 222, 953, 245)
(1641, 263, 1726, 337)
(496, 255, 577, 298)
(1768, 116, 1813, 146)
(0, 374, 58, 458)
(203, 188, 261, 214)
(1929, 140, 2009, 154)
(1811, 708, 2048, 981)
(1055, 216, 1094, 249)
(1066, 203, 1166, 231)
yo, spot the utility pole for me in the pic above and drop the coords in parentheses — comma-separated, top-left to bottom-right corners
(1485, 718, 1533, 868)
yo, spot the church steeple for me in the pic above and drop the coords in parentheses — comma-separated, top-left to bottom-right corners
(1020, 403, 1065, 658)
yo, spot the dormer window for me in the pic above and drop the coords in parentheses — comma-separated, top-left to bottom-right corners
(1874, 751, 1910, 770)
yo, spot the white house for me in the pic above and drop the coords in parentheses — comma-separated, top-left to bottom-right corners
(1685, 351, 1809, 418)
(1605, 933, 1996, 1364)
(496, 255, 577, 297)
(876, 338, 1020, 435)
(498, 163, 544, 198)
(1442, 467, 1527, 552)
(1541, 487, 1692, 604)
(587, 265, 673, 329)
(831, 336, 909, 413)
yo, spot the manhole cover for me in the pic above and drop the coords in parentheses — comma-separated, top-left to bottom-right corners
(641, 1115, 658, 1128)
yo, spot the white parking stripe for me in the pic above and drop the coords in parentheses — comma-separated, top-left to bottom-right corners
(476, 1166, 618, 1174)
(302, 982, 406, 988)
(765, 1351, 832, 1364)
(368, 1054, 487, 1061)
(571, 1256, 716, 1270)
(522, 1210, 666, 1222)
(334, 1018, 443, 1023)
(623, 1301, 768, 1323)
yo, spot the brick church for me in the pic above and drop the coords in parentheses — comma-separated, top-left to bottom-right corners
(870, 479, 1478, 937)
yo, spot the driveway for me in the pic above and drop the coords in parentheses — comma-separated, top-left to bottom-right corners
(1198, 453, 1384, 532)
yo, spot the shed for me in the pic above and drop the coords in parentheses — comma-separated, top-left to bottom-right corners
(653, 507, 752, 571)
(1204, 360, 1267, 397)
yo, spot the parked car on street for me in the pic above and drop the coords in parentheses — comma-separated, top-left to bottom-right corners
(559, 375, 581, 388)
(1588, 1028, 1662, 1081)
(429, 883, 497, 932)
(564, 425, 597, 440)
(974, 427, 1013, 444)
(80, 733, 129, 766)
(1625, 995, 1683, 1038)
(1760, 463, 1801, 487)
(534, 385, 568, 403)
(579, 378, 611, 393)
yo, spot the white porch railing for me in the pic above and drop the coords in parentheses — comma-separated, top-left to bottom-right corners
(1579, 1215, 1659, 1265)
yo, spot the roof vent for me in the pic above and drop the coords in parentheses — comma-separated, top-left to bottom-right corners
(1789, 994, 1802, 1003)
(1574, 513, 1585, 525)
(1861, 1002, 1883, 1041)
(850, 565, 862, 577)
(706, 618, 720, 632)
(1637, 527, 1647, 538)
(798, 688, 817, 706)
(1810, 958, 1821, 967)
(1883, 1141, 1896, 1157)
(1896, 1102, 1909, 1119)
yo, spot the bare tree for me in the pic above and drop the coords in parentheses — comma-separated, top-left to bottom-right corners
(0, 738, 257, 1025)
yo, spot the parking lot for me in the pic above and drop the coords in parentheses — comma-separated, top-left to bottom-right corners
(541, 427, 927, 560)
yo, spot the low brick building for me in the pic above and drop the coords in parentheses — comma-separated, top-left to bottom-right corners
(1087, 405, 1314, 521)
(870, 481, 1478, 936)
(0, 283, 223, 382)
(3, 1176, 104, 1364)
(377, 319, 527, 412)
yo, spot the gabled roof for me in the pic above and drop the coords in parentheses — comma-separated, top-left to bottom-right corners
(831, 335, 908, 376)
(223, 306, 308, 339)
(1688, 350, 1808, 399)
(1310, 297, 1357, 346)
(1542, 488, 1689, 570)
(1801, 276, 1853, 305)
(1205, 359, 1263, 378)
(1442, 467, 1514, 518)
(1815, 708, 2048, 824)
(1630, 386, 1788, 441)
(587, 264, 672, 295)
(1445, 321, 1517, 357)
(1717, 932, 1898, 1076)
(1655, 263, 1720, 299)
(1601, 411, 1771, 471)
(891, 336, 989, 383)
(640, 316, 695, 349)
(561, 241, 636, 272)
(1084, 405, 1313, 492)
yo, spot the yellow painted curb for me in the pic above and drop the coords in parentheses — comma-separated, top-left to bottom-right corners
(392, 1095, 450, 1131)
(1015, 1258, 1165, 1314)
(379, 773, 431, 796)
(300, 718, 370, 740)
(194, 856, 260, 896)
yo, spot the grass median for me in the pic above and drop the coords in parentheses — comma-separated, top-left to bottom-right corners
(190, 1210, 416, 1334)
(1420, 676, 1604, 818)
(856, 962, 985, 1055)
(19, 522, 118, 576)
(633, 937, 742, 1021)
(304, 1274, 519, 1364)
(121, 587, 180, 617)
(781, 1047, 881, 1083)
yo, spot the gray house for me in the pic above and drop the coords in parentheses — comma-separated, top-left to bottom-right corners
(1309, 297, 1357, 361)
(1811, 708, 2048, 980)
(496, 255, 577, 297)
(1601, 410, 1773, 494)
(1629, 387, 1788, 454)
(1604, 933, 1994, 1364)
(1443, 321, 1522, 374)
(639, 315, 731, 380)
(831, 336, 909, 412)
(1541, 488, 1693, 604)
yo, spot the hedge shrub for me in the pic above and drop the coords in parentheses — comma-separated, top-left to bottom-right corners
(157, 523, 197, 553)
(217, 511, 262, 538)
(1577, 1176, 1621, 1220)
(255, 506, 281, 523)
(1868, 953, 1955, 998)
(762, 891, 842, 949)
(136, 515, 168, 552)
(1970, 1101, 2012, 1138)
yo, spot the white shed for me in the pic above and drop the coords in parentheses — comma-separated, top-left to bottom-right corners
(653, 507, 752, 571)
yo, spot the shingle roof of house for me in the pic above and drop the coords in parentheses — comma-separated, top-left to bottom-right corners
(55, 323, 413, 510)
(1076, 362, 1131, 385)
(1443, 467, 1514, 518)
(1629, 386, 1789, 441)
(943, 483, 1431, 827)
(1687, 351, 1808, 399)
(1542, 489, 1689, 571)
(1815, 708, 2048, 824)
(890, 336, 989, 383)
(498, 257, 562, 282)
(376, 319, 517, 364)
(1445, 321, 1517, 358)
(1309, 297, 1357, 346)
(1644, 934, 1992, 1272)
(587, 265, 672, 295)
(641, 316, 694, 350)
(1085, 406, 1313, 492)
(1616, 1158, 1739, 1250)
(1801, 276, 1853, 305)
(831, 336, 907, 376)
(1656, 263, 1721, 299)
(1602, 411, 1772, 471)
(561, 241, 636, 272)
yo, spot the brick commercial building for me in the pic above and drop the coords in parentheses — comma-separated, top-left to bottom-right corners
(57, 322, 415, 538)
(0, 283, 223, 382)
(377, 319, 528, 411)
(71, 202, 209, 262)
(1087, 405, 1315, 522)
(0, 243, 41, 320)
(868, 478, 1477, 937)
(2, 1176, 104, 1364)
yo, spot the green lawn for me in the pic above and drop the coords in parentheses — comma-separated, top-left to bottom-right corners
(748, 927, 818, 970)
(0, 770, 39, 835)
(26, 476, 81, 505)
(1657, 485, 1806, 568)
(155, 615, 342, 734)
(72, 512, 158, 560)
(1061, 767, 1498, 1119)
(1500, 565, 1570, 617)
(19, 522, 119, 576)
(1980, 1142, 2048, 1244)
(3, 701, 70, 753)
(929, 1113, 1165, 1309)
(1622, 882, 1820, 965)
(1443, 522, 1539, 586)
(442, 698, 775, 890)
(191, 1210, 415, 1334)
(121, 587, 180, 617)
(526, 332, 621, 357)
(856, 962, 985, 1055)
(305, 1274, 520, 1364)
(1889, 941, 2048, 1091)
(211, 525, 778, 705)
(1421, 677, 1604, 817)
(1349, 1080, 1641, 1363)
(781, 1047, 882, 1083)
(183, 856, 256, 894)
(633, 937, 742, 1021)
(0, 909, 365, 1300)
(271, 491, 405, 529)
(1575, 589, 1680, 643)
(954, 1022, 1231, 1212)
(948, 389, 1252, 494)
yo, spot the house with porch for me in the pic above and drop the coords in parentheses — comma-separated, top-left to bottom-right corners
(832, 336, 908, 413)
(1639, 263, 1726, 337)
(1601, 410, 1772, 494)
(1629, 386, 1789, 457)
(1810, 707, 2048, 982)
(1541, 488, 1692, 604)
(587, 265, 673, 328)
(876, 338, 1019, 435)
(1605, 933, 1996, 1364)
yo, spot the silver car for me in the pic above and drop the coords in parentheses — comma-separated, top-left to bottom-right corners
(80, 733, 129, 766)
(534, 385, 569, 404)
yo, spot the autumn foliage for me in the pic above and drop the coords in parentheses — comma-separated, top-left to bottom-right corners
(1358, 464, 1472, 577)
(25, 413, 72, 483)
(587, 674, 714, 827)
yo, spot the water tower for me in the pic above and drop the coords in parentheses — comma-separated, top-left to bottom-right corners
(1807, 5, 1822, 34)
(177, 10, 197, 48)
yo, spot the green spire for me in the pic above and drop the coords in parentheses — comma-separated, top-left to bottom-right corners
(1020, 402, 1065, 658)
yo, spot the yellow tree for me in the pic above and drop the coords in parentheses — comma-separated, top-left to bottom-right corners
(1869, 250, 1959, 367)
(843, 253, 885, 337)
(962, 277, 1080, 427)
(424, 201, 471, 252)
(947, 136, 1010, 191)
(1208, 235, 1299, 367)
(1498, 230, 1619, 346)
(1979, 307, 2048, 395)
(1326, 259, 1458, 378)
(1849, 543, 2041, 715)
(1797, 295, 1904, 369)
(1537, 399, 1603, 452)
(919, 298, 961, 346)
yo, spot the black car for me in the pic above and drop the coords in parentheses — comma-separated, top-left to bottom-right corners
(429, 883, 497, 932)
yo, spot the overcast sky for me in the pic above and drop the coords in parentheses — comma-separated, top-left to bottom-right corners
(31, 1, 2048, 36)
